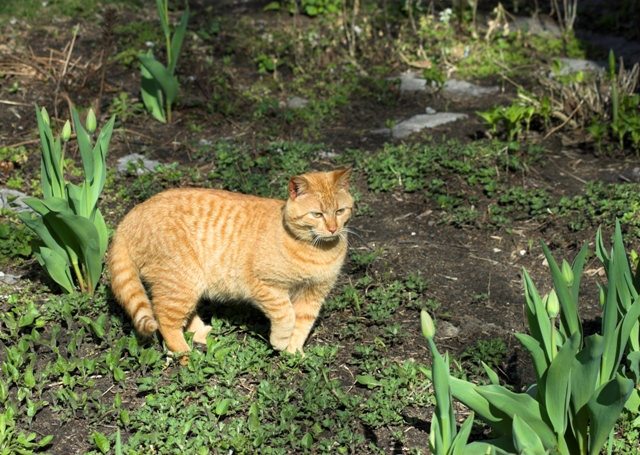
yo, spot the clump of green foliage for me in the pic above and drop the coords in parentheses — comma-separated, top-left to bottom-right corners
(18, 106, 115, 295)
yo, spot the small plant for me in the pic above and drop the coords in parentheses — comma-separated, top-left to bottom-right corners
(18, 106, 115, 295)
(420, 310, 475, 455)
(137, 0, 189, 123)
(440, 223, 638, 455)
(0, 409, 53, 453)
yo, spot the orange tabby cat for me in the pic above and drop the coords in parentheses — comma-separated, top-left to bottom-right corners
(108, 169, 353, 359)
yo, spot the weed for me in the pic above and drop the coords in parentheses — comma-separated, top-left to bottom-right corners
(0, 219, 32, 266)
(121, 162, 183, 202)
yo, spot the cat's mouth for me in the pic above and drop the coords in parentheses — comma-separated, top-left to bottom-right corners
(311, 231, 345, 246)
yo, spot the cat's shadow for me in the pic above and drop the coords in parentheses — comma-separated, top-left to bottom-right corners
(195, 297, 272, 344)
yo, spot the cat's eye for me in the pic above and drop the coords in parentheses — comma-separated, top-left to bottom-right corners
(335, 208, 346, 215)
(311, 212, 323, 218)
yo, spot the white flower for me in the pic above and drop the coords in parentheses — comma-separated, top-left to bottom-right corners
(439, 8, 452, 24)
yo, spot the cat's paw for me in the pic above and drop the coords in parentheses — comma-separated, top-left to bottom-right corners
(270, 335, 292, 351)
(193, 325, 212, 345)
(286, 344, 305, 357)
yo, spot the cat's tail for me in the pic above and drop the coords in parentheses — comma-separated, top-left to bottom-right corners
(108, 233, 159, 336)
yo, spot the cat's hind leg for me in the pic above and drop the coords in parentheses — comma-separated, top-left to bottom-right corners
(186, 315, 212, 345)
(151, 285, 200, 357)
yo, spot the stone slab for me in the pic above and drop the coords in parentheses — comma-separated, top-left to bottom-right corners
(0, 188, 30, 212)
(391, 113, 468, 138)
(117, 153, 164, 174)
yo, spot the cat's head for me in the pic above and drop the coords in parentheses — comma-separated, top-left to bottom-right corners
(284, 169, 354, 245)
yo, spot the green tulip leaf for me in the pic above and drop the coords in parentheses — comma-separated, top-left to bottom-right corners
(137, 53, 178, 105)
(544, 331, 580, 435)
(512, 414, 547, 454)
(588, 374, 634, 455)
(140, 56, 166, 123)
(71, 107, 95, 183)
(169, 7, 189, 75)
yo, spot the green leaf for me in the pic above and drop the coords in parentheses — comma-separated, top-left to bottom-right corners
(263, 1, 280, 11)
(540, 242, 582, 339)
(570, 242, 589, 307)
(449, 377, 512, 437)
(512, 414, 547, 454)
(481, 361, 500, 385)
(522, 269, 553, 364)
(33, 244, 75, 293)
(93, 431, 110, 454)
(137, 54, 179, 105)
(19, 208, 69, 262)
(35, 104, 64, 198)
(544, 331, 580, 436)
(514, 333, 548, 395)
(300, 433, 313, 449)
(41, 201, 103, 292)
(450, 414, 474, 455)
(428, 337, 456, 453)
(155, 0, 170, 40)
(475, 385, 557, 450)
(71, 107, 95, 183)
(570, 334, 604, 454)
(356, 375, 382, 388)
(215, 398, 230, 416)
(140, 55, 166, 123)
(91, 116, 116, 212)
(93, 209, 109, 258)
(588, 374, 634, 455)
(168, 7, 189, 75)
(248, 402, 260, 431)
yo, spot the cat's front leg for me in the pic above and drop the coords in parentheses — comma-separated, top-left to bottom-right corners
(287, 285, 331, 354)
(255, 288, 296, 351)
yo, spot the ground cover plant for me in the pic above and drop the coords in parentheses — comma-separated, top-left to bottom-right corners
(1, 0, 640, 453)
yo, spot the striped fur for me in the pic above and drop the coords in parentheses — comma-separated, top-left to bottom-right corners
(108, 169, 353, 360)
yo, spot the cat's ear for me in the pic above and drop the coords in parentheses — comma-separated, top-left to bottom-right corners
(333, 168, 352, 191)
(289, 175, 309, 200)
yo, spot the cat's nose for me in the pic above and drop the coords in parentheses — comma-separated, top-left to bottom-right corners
(328, 226, 337, 234)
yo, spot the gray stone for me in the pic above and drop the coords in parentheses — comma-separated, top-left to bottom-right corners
(393, 72, 499, 99)
(117, 153, 165, 175)
(0, 188, 30, 212)
(0, 271, 19, 286)
(369, 128, 392, 137)
(286, 96, 309, 109)
(512, 16, 561, 38)
(442, 79, 500, 100)
(550, 58, 606, 77)
(435, 321, 460, 339)
(425, 107, 436, 114)
(391, 113, 468, 138)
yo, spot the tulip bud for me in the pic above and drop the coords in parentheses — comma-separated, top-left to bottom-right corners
(421, 309, 436, 340)
(86, 109, 97, 133)
(61, 120, 71, 142)
(41, 107, 50, 126)
(546, 289, 560, 319)
(561, 260, 574, 287)
(599, 284, 607, 307)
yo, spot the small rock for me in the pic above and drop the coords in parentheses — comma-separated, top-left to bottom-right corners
(549, 58, 606, 77)
(441, 79, 500, 100)
(425, 107, 436, 114)
(391, 113, 468, 138)
(0, 271, 20, 286)
(0, 188, 31, 213)
(436, 321, 460, 339)
(116, 153, 165, 175)
(286, 96, 309, 109)
(318, 151, 339, 158)
(369, 128, 392, 137)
